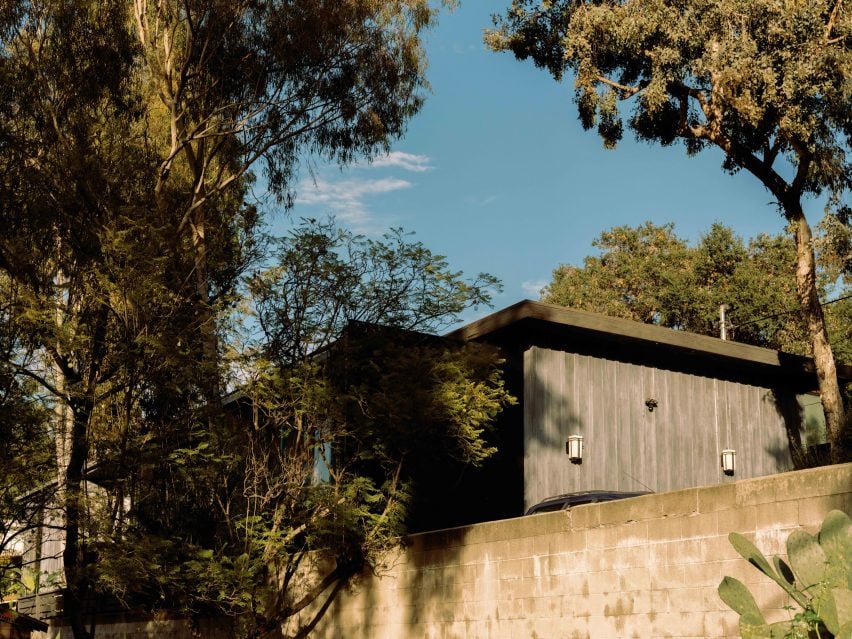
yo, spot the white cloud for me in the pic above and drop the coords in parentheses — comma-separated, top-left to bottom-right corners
(369, 151, 433, 173)
(296, 176, 413, 227)
(521, 280, 548, 298)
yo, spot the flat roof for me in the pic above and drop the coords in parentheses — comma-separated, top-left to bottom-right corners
(450, 300, 852, 380)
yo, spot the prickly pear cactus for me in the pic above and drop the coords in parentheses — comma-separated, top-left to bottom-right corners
(718, 509, 851, 639)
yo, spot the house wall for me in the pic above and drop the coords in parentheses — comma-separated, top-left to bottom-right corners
(300, 463, 852, 639)
(523, 346, 799, 510)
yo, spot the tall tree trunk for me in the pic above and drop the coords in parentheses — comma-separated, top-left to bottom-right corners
(191, 205, 222, 410)
(186, 137, 223, 414)
(62, 400, 93, 639)
(787, 204, 847, 462)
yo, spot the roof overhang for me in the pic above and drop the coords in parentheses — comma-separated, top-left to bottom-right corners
(449, 300, 852, 386)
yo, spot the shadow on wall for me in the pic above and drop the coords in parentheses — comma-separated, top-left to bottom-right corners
(524, 349, 585, 508)
(403, 525, 472, 637)
(315, 523, 473, 637)
(767, 387, 809, 470)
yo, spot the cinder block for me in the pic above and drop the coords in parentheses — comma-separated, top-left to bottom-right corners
(651, 564, 686, 589)
(518, 575, 546, 598)
(599, 498, 647, 526)
(798, 494, 850, 526)
(667, 586, 705, 613)
(648, 541, 668, 567)
(507, 616, 535, 639)
(463, 599, 496, 622)
(682, 561, 722, 588)
(650, 588, 669, 614)
(681, 512, 719, 540)
(569, 503, 601, 530)
(619, 566, 651, 591)
(755, 500, 799, 529)
(630, 589, 652, 614)
(585, 527, 607, 550)
(733, 477, 778, 507)
(560, 529, 589, 553)
(702, 584, 726, 612)
(647, 515, 683, 542)
(662, 488, 700, 517)
(701, 535, 740, 562)
(753, 525, 797, 557)
(586, 614, 619, 638)
(564, 616, 590, 639)
(497, 576, 523, 601)
(719, 557, 769, 586)
(668, 538, 703, 565)
(717, 505, 757, 535)
(517, 511, 567, 539)
(770, 463, 852, 500)
(586, 592, 608, 617)
(563, 591, 592, 618)
(624, 544, 650, 568)
(602, 591, 634, 617)
(587, 547, 615, 572)
(619, 612, 654, 637)
(529, 594, 561, 619)
(697, 483, 737, 513)
(499, 558, 528, 581)
(658, 611, 708, 638)
(588, 569, 620, 595)
(701, 610, 740, 638)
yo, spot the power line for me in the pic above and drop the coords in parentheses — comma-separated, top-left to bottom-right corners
(730, 293, 852, 330)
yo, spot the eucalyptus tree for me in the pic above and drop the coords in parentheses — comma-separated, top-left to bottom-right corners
(133, 0, 437, 405)
(1, 1, 445, 637)
(91, 219, 510, 638)
(488, 0, 852, 460)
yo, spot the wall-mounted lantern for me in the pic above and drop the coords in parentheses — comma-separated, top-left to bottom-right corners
(721, 449, 736, 476)
(566, 435, 584, 464)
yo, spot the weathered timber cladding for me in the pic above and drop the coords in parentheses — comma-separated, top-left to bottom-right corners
(523, 346, 795, 510)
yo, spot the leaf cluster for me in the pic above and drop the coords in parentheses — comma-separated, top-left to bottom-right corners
(719, 509, 852, 638)
(543, 221, 850, 357)
(86, 218, 510, 636)
(489, 0, 852, 202)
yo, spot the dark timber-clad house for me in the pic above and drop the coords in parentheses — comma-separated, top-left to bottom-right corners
(7, 300, 851, 637)
(448, 300, 851, 518)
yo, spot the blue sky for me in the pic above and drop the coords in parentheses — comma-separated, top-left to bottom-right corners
(284, 0, 829, 324)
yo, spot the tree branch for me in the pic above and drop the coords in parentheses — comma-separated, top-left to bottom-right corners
(596, 75, 642, 98)
(825, 0, 843, 41)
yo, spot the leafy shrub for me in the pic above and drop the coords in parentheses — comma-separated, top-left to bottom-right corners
(718, 509, 851, 638)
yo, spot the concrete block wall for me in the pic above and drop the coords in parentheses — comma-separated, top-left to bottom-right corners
(308, 463, 852, 639)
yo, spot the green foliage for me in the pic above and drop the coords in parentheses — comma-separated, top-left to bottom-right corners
(0, 276, 54, 599)
(719, 509, 852, 639)
(488, 0, 850, 460)
(543, 221, 850, 356)
(0, 1, 449, 636)
(88, 218, 510, 637)
(251, 218, 501, 364)
(488, 0, 851, 200)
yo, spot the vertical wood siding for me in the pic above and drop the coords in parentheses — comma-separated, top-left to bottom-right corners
(523, 346, 796, 510)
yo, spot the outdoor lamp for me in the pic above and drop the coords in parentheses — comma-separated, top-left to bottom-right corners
(566, 435, 584, 464)
(721, 449, 736, 475)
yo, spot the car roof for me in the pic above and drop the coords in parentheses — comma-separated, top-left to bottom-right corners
(525, 490, 651, 515)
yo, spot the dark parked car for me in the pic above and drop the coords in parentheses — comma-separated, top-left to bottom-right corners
(524, 490, 651, 515)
